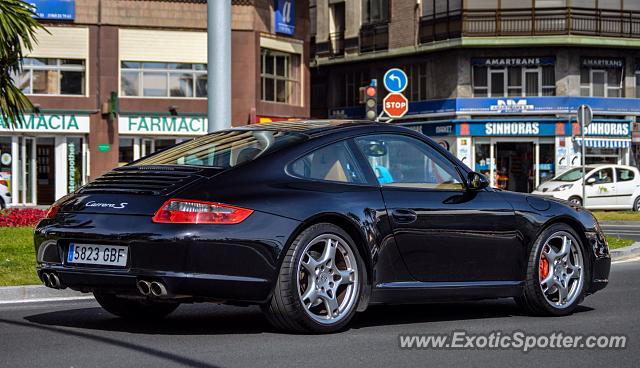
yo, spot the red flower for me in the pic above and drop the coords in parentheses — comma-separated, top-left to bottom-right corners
(0, 208, 48, 227)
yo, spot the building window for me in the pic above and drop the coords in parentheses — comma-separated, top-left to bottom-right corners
(363, 0, 389, 23)
(260, 49, 300, 105)
(635, 68, 640, 98)
(407, 63, 429, 101)
(472, 64, 555, 97)
(121, 62, 207, 98)
(15, 58, 85, 96)
(580, 58, 624, 97)
(334, 70, 370, 107)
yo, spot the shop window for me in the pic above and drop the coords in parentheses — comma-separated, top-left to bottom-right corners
(472, 64, 555, 97)
(15, 58, 85, 96)
(635, 70, 640, 98)
(260, 49, 301, 105)
(408, 63, 429, 101)
(539, 143, 555, 184)
(67, 138, 84, 193)
(363, 0, 389, 23)
(580, 68, 623, 97)
(121, 62, 207, 98)
(474, 143, 491, 179)
(0, 137, 13, 206)
(119, 138, 135, 166)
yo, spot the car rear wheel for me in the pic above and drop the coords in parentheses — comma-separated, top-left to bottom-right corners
(515, 224, 588, 316)
(94, 292, 179, 320)
(634, 196, 640, 211)
(262, 223, 363, 333)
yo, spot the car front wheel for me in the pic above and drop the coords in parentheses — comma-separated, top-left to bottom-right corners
(568, 196, 582, 207)
(94, 292, 179, 320)
(515, 224, 588, 316)
(634, 196, 640, 211)
(263, 223, 363, 333)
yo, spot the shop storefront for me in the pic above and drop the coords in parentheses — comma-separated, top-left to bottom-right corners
(0, 113, 89, 206)
(117, 114, 208, 164)
(416, 118, 632, 192)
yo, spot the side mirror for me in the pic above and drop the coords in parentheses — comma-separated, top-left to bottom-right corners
(586, 177, 597, 185)
(467, 171, 489, 191)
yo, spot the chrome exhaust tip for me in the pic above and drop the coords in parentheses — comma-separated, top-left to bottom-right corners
(137, 280, 151, 296)
(150, 281, 168, 297)
(42, 273, 51, 288)
(49, 273, 61, 289)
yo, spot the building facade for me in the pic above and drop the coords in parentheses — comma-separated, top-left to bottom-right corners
(1, 0, 310, 206)
(311, 0, 640, 192)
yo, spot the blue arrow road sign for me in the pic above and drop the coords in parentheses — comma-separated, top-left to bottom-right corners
(383, 68, 408, 93)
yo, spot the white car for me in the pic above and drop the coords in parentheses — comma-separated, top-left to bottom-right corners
(532, 164, 640, 210)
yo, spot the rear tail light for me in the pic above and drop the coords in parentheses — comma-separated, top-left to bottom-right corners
(45, 204, 60, 219)
(152, 199, 253, 224)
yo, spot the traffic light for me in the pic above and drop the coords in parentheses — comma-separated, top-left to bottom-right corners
(364, 84, 377, 121)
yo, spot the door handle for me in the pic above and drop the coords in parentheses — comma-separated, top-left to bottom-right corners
(391, 209, 417, 223)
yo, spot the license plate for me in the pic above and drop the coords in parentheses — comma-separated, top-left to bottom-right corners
(67, 243, 128, 267)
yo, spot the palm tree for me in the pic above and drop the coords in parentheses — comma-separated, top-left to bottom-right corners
(0, 0, 45, 127)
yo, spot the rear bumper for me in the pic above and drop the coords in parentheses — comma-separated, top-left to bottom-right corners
(35, 210, 301, 304)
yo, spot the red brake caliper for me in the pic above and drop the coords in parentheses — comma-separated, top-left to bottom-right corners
(539, 254, 549, 281)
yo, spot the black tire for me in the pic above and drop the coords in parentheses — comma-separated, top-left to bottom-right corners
(634, 196, 640, 212)
(515, 223, 589, 316)
(0, 197, 5, 209)
(568, 196, 582, 207)
(262, 223, 365, 333)
(94, 292, 179, 320)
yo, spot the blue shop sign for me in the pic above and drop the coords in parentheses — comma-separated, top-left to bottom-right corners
(330, 96, 640, 118)
(29, 0, 75, 21)
(275, 0, 295, 35)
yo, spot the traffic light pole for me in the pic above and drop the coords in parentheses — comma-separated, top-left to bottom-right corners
(207, 0, 232, 132)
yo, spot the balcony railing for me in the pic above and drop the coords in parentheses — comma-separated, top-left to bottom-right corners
(420, 7, 640, 43)
(360, 22, 389, 53)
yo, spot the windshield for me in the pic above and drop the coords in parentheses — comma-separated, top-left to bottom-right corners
(555, 167, 596, 182)
(132, 130, 304, 168)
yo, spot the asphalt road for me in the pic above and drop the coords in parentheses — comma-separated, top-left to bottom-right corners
(601, 222, 640, 242)
(1, 258, 639, 368)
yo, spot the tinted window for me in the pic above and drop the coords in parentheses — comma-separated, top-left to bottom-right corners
(354, 134, 464, 190)
(290, 141, 366, 184)
(616, 168, 635, 182)
(133, 130, 303, 168)
(556, 167, 597, 181)
(588, 168, 613, 184)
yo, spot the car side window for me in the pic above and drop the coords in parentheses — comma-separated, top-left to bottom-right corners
(289, 141, 366, 184)
(354, 134, 464, 190)
(588, 168, 613, 184)
(616, 168, 635, 182)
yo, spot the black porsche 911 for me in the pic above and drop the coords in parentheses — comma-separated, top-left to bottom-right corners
(35, 120, 610, 333)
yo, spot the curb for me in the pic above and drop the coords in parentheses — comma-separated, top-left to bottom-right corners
(0, 285, 92, 305)
(600, 221, 640, 226)
(610, 242, 640, 261)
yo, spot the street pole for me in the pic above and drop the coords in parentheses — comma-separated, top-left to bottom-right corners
(207, 0, 232, 132)
(582, 121, 586, 208)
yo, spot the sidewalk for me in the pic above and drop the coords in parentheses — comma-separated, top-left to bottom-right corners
(0, 285, 92, 304)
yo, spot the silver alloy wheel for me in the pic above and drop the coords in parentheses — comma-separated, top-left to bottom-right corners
(296, 233, 358, 324)
(634, 197, 640, 211)
(538, 231, 584, 309)
(569, 197, 582, 206)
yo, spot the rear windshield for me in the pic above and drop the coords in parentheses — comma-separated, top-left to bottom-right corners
(132, 130, 304, 168)
(555, 167, 597, 182)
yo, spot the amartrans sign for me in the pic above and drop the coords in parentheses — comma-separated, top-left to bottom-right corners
(29, 0, 75, 21)
(0, 114, 89, 133)
(119, 115, 207, 136)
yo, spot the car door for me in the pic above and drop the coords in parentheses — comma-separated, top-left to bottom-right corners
(585, 167, 616, 209)
(614, 167, 639, 208)
(353, 134, 520, 283)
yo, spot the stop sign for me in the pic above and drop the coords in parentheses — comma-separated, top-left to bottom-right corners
(383, 93, 408, 118)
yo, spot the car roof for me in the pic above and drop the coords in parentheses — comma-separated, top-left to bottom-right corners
(233, 119, 392, 137)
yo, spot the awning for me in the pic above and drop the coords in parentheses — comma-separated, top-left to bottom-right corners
(574, 138, 631, 148)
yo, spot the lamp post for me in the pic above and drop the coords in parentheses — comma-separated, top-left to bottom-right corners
(207, 0, 232, 132)
(577, 104, 593, 208)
